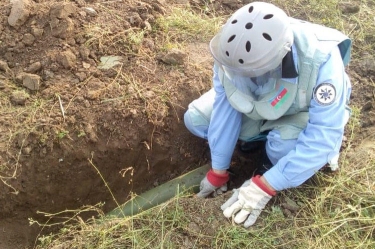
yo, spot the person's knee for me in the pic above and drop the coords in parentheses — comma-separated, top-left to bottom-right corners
(184, 110, 208, 139)
(183, 110, 195, 134)
(266, 130, 297, 165)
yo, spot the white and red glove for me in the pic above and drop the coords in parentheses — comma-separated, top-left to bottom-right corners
(196, 169, 229, 198)
(221, 175, 276, 228)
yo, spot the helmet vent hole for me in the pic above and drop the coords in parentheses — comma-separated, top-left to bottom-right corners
(245, 41, 251, 52)
(228, 35, 236, 43)
(245, 22, 253, 29)
(264, 14, 274, 19)
(239, 59, 244, 64)
(263, 33, 272, 41)
(226, 51, 229, 56)
(248, 6, 254, 13)
(231, 19, 238, 24)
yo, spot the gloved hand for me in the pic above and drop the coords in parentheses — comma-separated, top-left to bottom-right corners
(220, 179, 251, 210)
(221, 175, 276, 228)
(196, 169, 229, 198)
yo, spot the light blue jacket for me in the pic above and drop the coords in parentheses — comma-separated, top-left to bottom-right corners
(208, 20, 352, 190)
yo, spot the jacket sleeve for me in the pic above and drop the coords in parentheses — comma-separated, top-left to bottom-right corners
(208, 65, 242, 171)
(263, 47, 351, 191)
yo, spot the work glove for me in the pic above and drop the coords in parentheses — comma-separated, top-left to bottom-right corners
(196, 169, 229, 198)
(220, 179, 251, 209)
(221, 175, 276, 228)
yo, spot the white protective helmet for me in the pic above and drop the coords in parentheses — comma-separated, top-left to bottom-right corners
(210, 2, 294, 78)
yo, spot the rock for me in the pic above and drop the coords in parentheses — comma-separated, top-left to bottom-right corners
(57, 50, 77, 69)
(143, 20, 152, 31)
(82, 7, 98, 17)
(361, 101, 373, 112)
(25, 61, 42, 73)
(84, 123, 98, 143)
(280, 197, 300, 212)
(75, 72, 87, 82)
(127, 12, 142, 26)
(79, 46, 91, 60)
(50, 18, 75, 38)
(74, 0, 86, 7)
(187, 222, 200, 234)
(50, 3, 76, 19)
(10, 90, 29, 105)
(0, 60, 11, 73)
(8, 0, 31, 28)
(22, 33, 35, 46)
(143, 38, 155, 51)
(82, 62, 91, 69)
(86, 90, 101, 100)
(159, 48, 186, 65)
(98, 56, 124, 70)
(31, 26, 44, 38)
(22, 73, 41, 91)
(15, 73, 25, 84)
(22, 147, 32, 155)
(338, 2, 360, 14)
(358, 55, 375, 74)
(221, 0, 242, 9)
(43, 70, 54, 80)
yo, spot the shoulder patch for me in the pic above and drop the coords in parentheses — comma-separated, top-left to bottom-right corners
(313, 83, 336, 106)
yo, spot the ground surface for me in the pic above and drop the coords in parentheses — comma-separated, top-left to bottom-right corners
(0, 0, 374, 248)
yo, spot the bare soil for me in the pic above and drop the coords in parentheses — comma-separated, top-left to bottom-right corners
(0, 0, 373, 248)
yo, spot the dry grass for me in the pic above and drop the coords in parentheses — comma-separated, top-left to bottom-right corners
(11, 0, 375, 248)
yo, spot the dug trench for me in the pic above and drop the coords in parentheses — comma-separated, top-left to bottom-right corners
(0, 95, 260, 248)
(0, 116, 210, 248)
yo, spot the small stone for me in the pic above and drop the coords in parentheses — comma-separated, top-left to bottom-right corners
(22, 73, 41, 91)
(79, 46, 90, 60)
(57, 50, 77, 69)
(75, 72, 87, 82)
(31, 26, 44, 38)
(0, 60, 11, 73)
(361, 101, 373, 112)
(159, 48, 186, 65)
(86, 90, 101, 100)
(22, 33, 35, 46)
(280, 197, 300, 212)
(338, 2, 360, 14)
(43, 70, 54, 80)
(8, 0, 31, 28)
(82, 62, 91, 69)
(25, 61, 42, 73)
(10, 91, 29, 105)
(82, 7, 98, 17)
(50, 18, 75, 38)
(84, 100, 90, 108)
(22, 147, 32, 155)
(187, 222, 200, 234)
(50, 2, 76, 19)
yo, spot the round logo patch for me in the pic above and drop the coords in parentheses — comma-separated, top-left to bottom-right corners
(313, 83, 336, 106)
